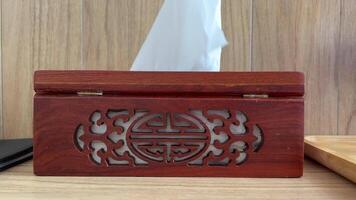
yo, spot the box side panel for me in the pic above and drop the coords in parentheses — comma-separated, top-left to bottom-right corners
(34, 95, 304, 177)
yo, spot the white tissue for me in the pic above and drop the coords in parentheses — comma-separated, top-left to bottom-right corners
(131, 0, 228, 72)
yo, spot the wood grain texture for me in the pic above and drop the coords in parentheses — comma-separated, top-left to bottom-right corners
(305, 136, 356, 183)
(252, 0, 297, 70)
(0, 1, 2, 139)
(2, 0, 82, 139)
(34, 95, 304, 177)
(1, 0, 356, 138)
(1, 159, 356, 200)
(338, 0, 356, 135)
(82, 0, 163, 69)
(296, 0, 340, 135)
(2, 0, 34, 139)
(33, 0, 82, 70)
(253, 0, 340, 135)
(34, 71, 305, 96)
(126, 0, 164, 65)
(221, 0, 251, 71)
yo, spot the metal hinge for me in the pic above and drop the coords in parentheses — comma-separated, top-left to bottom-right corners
(243, 94, 269, 98)
(77, 91, 103, 96)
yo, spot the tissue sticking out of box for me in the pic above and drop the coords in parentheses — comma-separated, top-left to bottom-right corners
(131, 0, 228, 72)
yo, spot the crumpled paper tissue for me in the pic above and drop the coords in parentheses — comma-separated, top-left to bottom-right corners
(131, 0, 227, 72)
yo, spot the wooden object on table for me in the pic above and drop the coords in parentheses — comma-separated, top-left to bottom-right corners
(305, 136, 356, 183)
(33, 71, 304, 177)
(2, 159, 356, 200)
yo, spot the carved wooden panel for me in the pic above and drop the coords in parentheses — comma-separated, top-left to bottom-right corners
(75, 109, 263, 167)
(34, 95, 304, 177)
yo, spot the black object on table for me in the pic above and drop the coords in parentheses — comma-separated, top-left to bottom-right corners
(0, 138, 33, 171)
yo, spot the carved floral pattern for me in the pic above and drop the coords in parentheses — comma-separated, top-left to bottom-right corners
(75, 109, 263, 166)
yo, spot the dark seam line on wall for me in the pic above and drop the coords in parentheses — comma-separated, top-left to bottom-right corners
(0, 0, 3, 138)
(250, 0, 254, 71)
(80, 0, 84, 69)
(127, 1, 130, 69)
(336, 0, 343, 135)
(294, 2, 297, 71)
(36, 0, 41, 70)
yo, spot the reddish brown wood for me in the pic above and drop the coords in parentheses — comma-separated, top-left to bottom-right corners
(33, 95, 304, 177)
(33, 71, 304, 177)
(34, 71, 304, 97)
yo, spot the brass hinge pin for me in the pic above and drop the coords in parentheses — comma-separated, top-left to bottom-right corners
(77, 91, 103, 96)
(243, 94, 269, 98)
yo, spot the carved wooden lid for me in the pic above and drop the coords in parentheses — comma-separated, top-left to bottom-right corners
(34, 71, 304, 97)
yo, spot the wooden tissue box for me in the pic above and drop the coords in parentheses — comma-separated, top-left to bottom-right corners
(33, 71, 304, 177)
